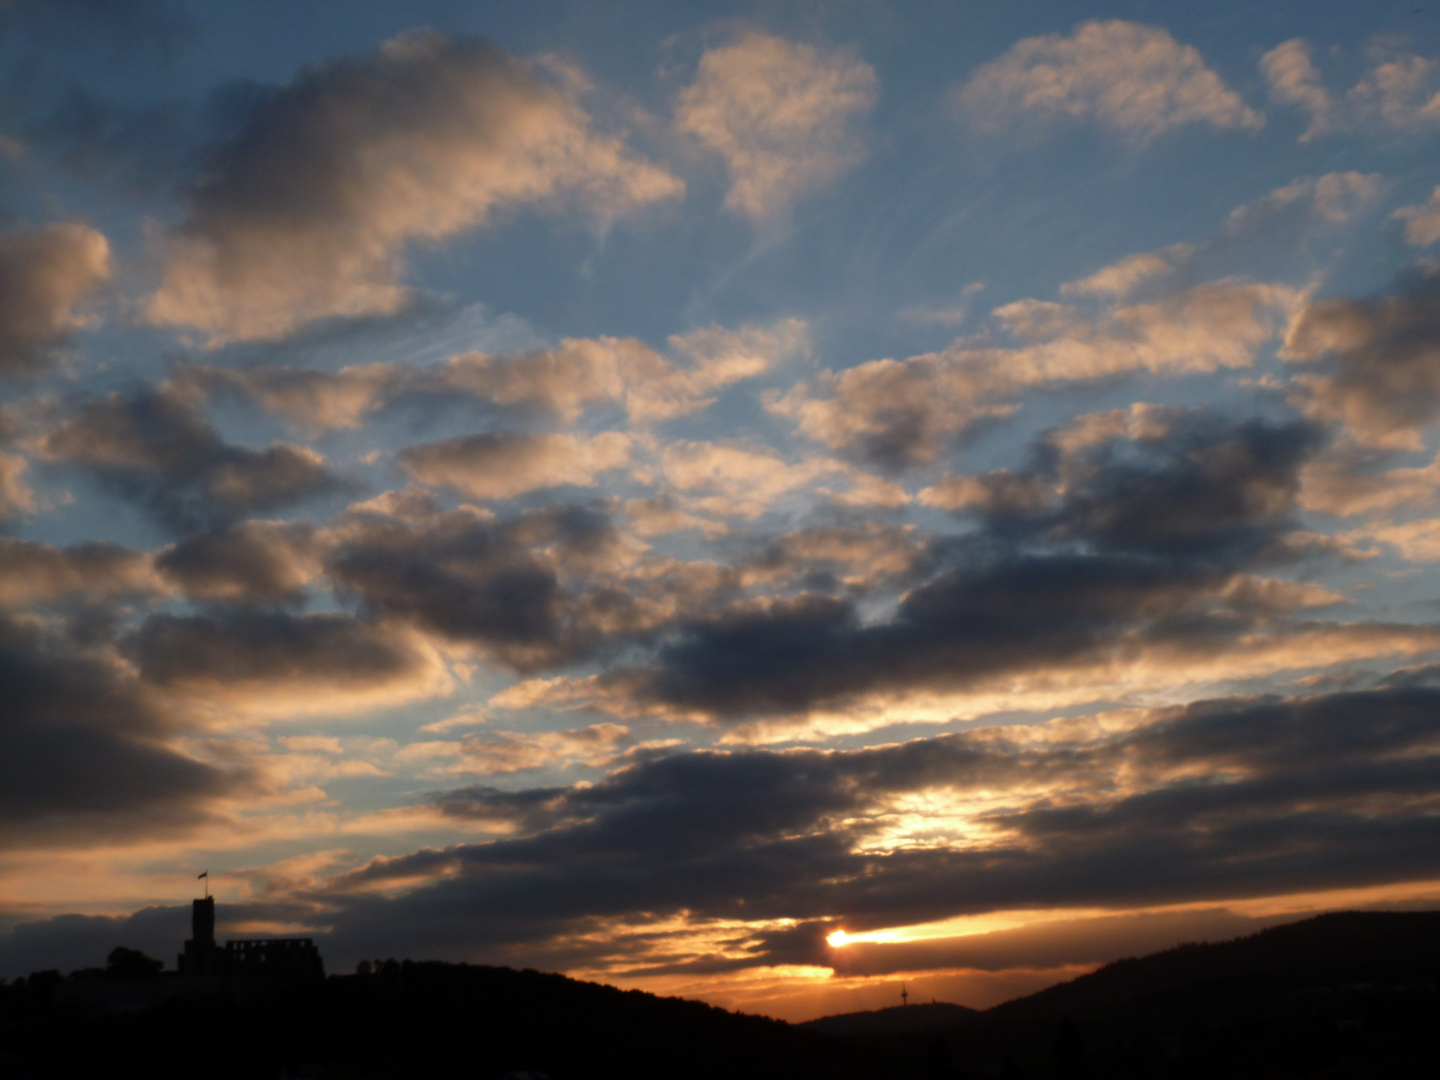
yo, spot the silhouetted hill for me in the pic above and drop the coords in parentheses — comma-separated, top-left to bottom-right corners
(802, 1001, 979, 1036)
(806, 910, 1440, 1077)
(0, 960, 877, 1080)
(987, 909, 1440, 1024)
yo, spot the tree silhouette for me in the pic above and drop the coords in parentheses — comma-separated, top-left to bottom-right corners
(106, 947, 163, 979)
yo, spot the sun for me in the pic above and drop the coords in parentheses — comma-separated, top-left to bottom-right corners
(826, 929, 850, 948)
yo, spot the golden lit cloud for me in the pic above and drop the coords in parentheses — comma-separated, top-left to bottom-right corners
(676, 31, 877, 220)
(955, 21, 1262, 142)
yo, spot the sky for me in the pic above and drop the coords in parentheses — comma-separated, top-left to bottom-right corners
(2, 0, 1440, 1021)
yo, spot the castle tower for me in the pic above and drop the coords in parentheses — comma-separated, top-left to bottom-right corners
(178, 896, 219, 976)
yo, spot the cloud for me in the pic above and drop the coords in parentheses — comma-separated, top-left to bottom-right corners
(1349, 47, 1440, 130)
(676, 31, 876, 220)
(0, 538, 157, 608)
(1283, 270, 1440, 450)
(1355, 518, 1440, 561)
(398, 432, 631, 501)
(307, 678, 1440, 971)
(0, 906, 190, 980)
(1261, 39, 1440, 139)
(180, 319, 806, 431)
(772, 279, 1297, 468)
(326, 498, 611, 671)
(39, 384, 339, 529)
(179, 361, 396, 432)
(0, 614, 249, 848)
(660, 442, 842, 519)
(1010, 412, 1322, 560)
(1059, 244, 1193, 300)
(154, 520, 322, 602)
(1299, 451, 1440, 517)
(145, 31, 682, 343)
(124, 609, 451, 718)
(1393, 186, 1440, 247)
(427, 325, 790, 427)
(954, 21, 1261, 142)
(0, 451, 35, 519)
(628, 321, 809, 423)
(743, 523, 920, 592)
(448, 722, 631, 775)
(1260, 40, 1336, 141)
(624, 496, 728, 539)
(323, 493, 757, 679)
(0, 223, 110, 375)
(1223, 172, 1385, 236)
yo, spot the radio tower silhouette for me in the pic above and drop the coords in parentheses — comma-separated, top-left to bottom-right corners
(901, 983, 909, 1006)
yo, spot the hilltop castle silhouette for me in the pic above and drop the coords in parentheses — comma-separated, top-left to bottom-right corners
(178, 896, 323, 980)
(57, 893, 322, 1013)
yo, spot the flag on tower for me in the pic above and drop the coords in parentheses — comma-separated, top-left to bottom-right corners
(198, 871, 208, 879)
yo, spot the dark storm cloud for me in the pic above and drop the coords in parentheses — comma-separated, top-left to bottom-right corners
(40, 384, 339, 530)
(612, 414, 1326, 721)
(1285, 268, 1440, 448)
(0, 223, 110, 376)
(309, 679, 1440, 971)
(0, 614, 247, 847)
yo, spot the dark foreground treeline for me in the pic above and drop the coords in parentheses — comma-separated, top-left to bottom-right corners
(1, 911, 1438, 1078)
